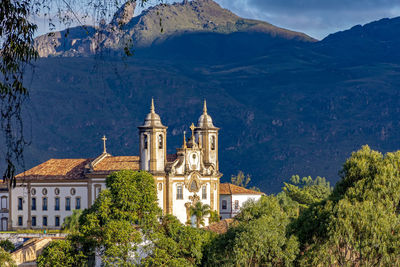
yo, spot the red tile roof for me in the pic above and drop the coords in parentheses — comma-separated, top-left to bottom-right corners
(219, 183, 263, 195)
(16, 158, 90, 180)
(92, 156, 140, 174)
(16, 155, 141, 180)
(204, 219, 235, 234)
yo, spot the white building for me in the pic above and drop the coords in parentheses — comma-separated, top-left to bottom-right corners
(8, 100, 263, 230)
(219, 183, 263, 220)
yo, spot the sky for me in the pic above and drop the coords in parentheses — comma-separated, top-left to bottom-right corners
(34, 0, 400, 40)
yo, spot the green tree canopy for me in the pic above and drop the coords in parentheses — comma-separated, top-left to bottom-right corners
(205, 195, 299, 266)
(142, 214, 214, 267)
(62, 209, 83, 233)
(231, 171, 260, 191)
(74, 170, 161, 265)
(189, 202, 211, 228)
(37, 239, 86, 267)
(283, 175, 332, 211)
(296, 145, 400, 266)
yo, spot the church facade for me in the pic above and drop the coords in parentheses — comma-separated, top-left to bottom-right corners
(8, 100, 261, 230)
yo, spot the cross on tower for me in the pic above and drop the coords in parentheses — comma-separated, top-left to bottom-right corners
(102, 135, 107, 153)
(190, 123, 196, 138)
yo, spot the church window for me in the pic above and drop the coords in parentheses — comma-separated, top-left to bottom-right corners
(1, 196, 7, 210)
(158, 134, 163, 149)
(18, 197, 23, 210)
(158, 183, 163, 191)
(95, 185, 101, 199)
(234, 200, 239, 210)
(18, 216, 23, 226)
(222, 200, 227, 210)
(202, 185, 207, 199)
(42, 188, 47, 195)
(43, 216, 47, 227)
(211, 136, 216, 150)
(31, 197, 36, 211)
(42, 197, 48, 211)
(76, 197, 81, 210)
(70, 188, 76, 195)
(66, 197, 71, 211)
(55, 216, 60, 227)
(144, 135, 148, 149)
(55, 188, 60, 195)
(177, 185, 183, 200)
(190, 180, 198, 192)
(31, 216, 36, 227)
(55, 197, 60, 211)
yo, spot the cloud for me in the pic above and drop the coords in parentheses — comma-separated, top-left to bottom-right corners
(215, 0, 400, 39)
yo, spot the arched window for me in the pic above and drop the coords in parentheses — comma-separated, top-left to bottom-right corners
(158, 183, 163, 191)
(144, 135, 148, 149)
(211, 136, 216, 150)
(176, 185, 183, 200)
(202, 185, 207, 199)
(1, 196, 7, 210)
(158, 134, 163, 149)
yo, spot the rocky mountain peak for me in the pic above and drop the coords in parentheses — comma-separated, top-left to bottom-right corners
(110, 0, 137, 27)
(34, 0, 315, 57)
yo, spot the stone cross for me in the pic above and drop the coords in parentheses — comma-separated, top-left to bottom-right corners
(102, 135, 107, 153)
(190, 123, 196, 138)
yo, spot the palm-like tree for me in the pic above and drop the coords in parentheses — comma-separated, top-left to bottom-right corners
(189, 202, 211, 228)
(62, 209, 83, 233)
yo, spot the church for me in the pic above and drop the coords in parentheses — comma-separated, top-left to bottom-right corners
(8, 100, 262, 230)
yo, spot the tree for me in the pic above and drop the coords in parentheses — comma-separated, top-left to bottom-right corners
(76, 170, 161, 265)
(62, 209, 83, 233)
(205, 195, 299, 266)
(0, 246, 15, 267)
(231, 171, 260, 191)
(0, 0, 155, 186)
(37, 239, 86, 267)
(189, 202, 211, 228)
(208, 210, 220, 224)
(0, 240, 15, 253)
(296, 146, 400, 266)
(142, 215, 214, 267)
(283, 175, 332, 211)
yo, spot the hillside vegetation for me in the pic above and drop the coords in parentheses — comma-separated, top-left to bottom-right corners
(19, 0, 400, 193)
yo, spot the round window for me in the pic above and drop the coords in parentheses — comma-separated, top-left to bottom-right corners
(70, 188, 76, 195)
(55, 188, 60, 195)
(31, 188, 36, 195)
(42, 188, 47, 195)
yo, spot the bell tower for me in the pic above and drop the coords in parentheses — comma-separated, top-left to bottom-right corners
(138, 99, 167, 173)
(195, 100, 219, 171)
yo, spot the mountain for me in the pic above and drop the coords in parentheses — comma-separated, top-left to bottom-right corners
(34, 0, 315, 58)
(18, 1, 400, 194)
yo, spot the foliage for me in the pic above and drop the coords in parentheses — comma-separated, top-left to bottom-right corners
(0, 240, 15, 253)
(0, 0, 153, 186)
(205, 195, 299, 266)
(77, 170, 161, 265)
(142, 215, 215, 267)
(37, 239, 86, 267)
(62, 209, 83, 233)
(296, 146, 400, 266)
(189, 202, 211, 228)
(231, 171, 260, 191)
(0, 0, 38, 186)
(283, 175, 332, 211)
(0, 246, 15, 267)
(208, 210, 220, 224)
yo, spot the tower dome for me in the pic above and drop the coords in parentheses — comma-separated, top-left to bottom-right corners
(142, 98, 165, 128)
(197, 100, 215, 128)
